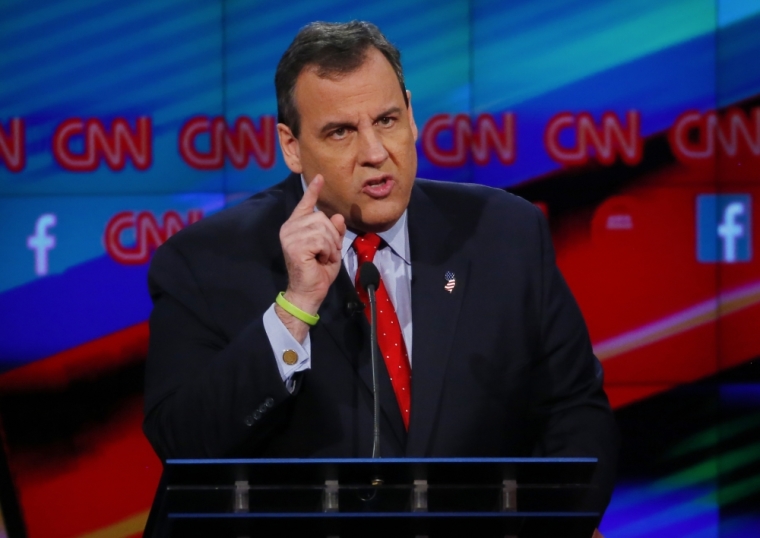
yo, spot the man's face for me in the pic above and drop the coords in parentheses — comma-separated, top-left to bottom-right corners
(277, 47, 418, 233)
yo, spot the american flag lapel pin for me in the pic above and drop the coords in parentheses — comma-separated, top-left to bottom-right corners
(444, 271, 456, 293)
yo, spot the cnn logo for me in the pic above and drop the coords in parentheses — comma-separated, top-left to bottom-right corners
(179, 115, 275, 170)
(421, 113, 515, 167)
(104, 209, 203, 265)
(53, 117, 152, 172)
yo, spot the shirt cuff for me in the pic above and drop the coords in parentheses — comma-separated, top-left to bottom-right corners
(262, 303, 312, 392)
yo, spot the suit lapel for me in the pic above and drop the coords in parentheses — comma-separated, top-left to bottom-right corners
(406, 183, 469, 456)
(282, 174, 406, 450)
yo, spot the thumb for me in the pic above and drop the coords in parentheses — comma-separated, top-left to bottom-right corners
(330, 213, 347, 239)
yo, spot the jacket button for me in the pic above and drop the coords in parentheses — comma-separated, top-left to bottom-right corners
(253, 411, 262, 420)
(257, 404, 268, 413)
(265, 397, 274, 408)
(244, 415, 254, 426)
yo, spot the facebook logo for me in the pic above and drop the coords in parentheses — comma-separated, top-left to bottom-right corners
(27, 213, 57, 275)
(697, 195, 752, 263)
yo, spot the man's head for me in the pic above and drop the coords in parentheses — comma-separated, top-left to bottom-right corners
(275, 21, 418, 233)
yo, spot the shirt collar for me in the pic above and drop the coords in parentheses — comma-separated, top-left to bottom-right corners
(300, 175, 410, 264)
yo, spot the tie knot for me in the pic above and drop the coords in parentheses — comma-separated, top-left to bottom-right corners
(353, 233, 382, 263)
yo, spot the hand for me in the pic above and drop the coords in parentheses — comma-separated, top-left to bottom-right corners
(277, 175, 346, 340)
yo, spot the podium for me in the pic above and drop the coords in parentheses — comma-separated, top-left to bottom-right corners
(146, 458, 599, 537)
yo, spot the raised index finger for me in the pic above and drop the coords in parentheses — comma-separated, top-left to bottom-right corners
(292, 174, 323, 217)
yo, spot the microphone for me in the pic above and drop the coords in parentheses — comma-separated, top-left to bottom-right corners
(359, 260, 380, 292)
(359, 261, 381, 459)
(344, 299, 364, 317)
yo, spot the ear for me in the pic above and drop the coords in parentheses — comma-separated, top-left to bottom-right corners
(406, 90, 418, 142)
(277, 123, 303, 173)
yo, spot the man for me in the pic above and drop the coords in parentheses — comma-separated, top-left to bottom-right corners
(143, 20, 618, 519)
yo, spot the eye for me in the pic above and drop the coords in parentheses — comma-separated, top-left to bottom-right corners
(331, 127, 348, 140)
(378, 116, 396, 127)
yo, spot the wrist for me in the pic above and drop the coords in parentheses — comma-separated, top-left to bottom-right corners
(275, 290, 320, 345)
(282, 289, 322, 318)
(274, 302, 311, 344)
(277, 291, 320, 328)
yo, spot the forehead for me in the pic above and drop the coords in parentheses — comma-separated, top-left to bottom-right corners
(293, 48, 404, 124)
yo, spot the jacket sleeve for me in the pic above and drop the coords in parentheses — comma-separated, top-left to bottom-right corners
(529, 205, 620, 515)
(142, 240, 294, 460)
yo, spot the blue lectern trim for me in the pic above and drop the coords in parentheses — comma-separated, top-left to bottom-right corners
(166, 457, 597, 464)
(168, 511, 600, 519)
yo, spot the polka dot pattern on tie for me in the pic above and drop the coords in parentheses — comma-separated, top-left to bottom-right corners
(353, 233, 412, 430)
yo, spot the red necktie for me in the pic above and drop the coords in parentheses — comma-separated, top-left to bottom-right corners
(353, 233, 411, 430)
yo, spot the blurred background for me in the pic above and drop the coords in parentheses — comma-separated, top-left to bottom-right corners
(1, 0, 759, 536)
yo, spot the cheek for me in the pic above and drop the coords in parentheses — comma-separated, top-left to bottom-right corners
(319, 146, 356, 175)
(322, 175, 359, 211)
(301, 152, 355, 193)
(388, 131, 417, 161)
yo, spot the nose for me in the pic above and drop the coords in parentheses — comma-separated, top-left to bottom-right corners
(357, 127, 389, 167)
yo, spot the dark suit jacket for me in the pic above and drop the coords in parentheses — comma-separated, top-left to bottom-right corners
(143, 173, 618, 513)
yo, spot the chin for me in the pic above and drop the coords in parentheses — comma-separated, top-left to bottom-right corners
(351, 213, 399, 233)
(348, 198, 407, 233)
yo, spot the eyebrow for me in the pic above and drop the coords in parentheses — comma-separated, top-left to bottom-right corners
(319, 120, 354, 137)
(318, 107, 403, 137)
(375, 106, 402, 120)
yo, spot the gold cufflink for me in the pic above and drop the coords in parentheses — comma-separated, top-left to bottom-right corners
(282, 349, 298, 365)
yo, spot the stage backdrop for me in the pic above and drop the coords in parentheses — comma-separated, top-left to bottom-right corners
(1, 0, 759, 536)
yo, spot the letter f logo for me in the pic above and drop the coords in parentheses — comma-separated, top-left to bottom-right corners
(718, 202, 745, 262)
(697, 195, 752, 263)
(27, 213, 57, 276)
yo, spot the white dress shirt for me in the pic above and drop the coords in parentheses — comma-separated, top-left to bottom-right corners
(262, 183, 413, 391)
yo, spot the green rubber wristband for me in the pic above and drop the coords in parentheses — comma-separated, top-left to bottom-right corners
(275, 292, 320, 326)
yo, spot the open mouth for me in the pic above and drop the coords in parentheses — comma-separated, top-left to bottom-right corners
(362, 175, 395, 198)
